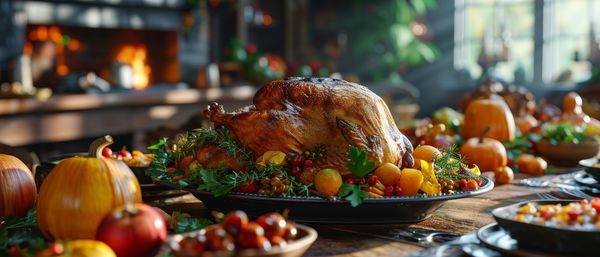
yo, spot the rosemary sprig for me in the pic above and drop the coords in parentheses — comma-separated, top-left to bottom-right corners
(433, 144, 463, 173)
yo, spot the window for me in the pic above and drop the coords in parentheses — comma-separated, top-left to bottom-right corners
(454, 0, 600, 85)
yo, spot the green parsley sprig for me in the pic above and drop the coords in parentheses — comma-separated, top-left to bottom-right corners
(338, 145, 375, 207)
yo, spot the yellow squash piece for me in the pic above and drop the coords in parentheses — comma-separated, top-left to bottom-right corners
(419, 160, 441, 196)
(256, 151, 287, 168)
(36, 240, 116, 257)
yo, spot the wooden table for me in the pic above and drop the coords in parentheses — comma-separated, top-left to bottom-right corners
(151, 172, 578, 257)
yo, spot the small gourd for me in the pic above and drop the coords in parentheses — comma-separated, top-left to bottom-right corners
(36, 136, 142, 240)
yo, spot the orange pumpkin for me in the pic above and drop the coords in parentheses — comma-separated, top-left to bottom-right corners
(462, 97, 516, 142)
(460, 129, 508, 172)
(0, 154, 37, 217)
(37, 136, 142, 240)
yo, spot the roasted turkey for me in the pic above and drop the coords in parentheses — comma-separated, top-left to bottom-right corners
(204, 77, 414, 184)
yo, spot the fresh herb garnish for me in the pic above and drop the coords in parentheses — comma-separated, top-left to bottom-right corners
(338, 146, 375, 207)
(0, 209, 47, 256)
(346, 145, 376, 177)
(433, 144, 462, 173)
(339, 183, 369, 207)
(171, 212, 212, 233)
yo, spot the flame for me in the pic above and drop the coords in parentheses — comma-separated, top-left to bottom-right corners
(116, 45, 151, 90)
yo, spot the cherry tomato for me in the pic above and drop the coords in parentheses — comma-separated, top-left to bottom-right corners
(282, 221, 298, 240)
(269, 236, 287, 248)
(466, 180, 479, 191)
(590, 197, 600, 212)
(394, 185, 403, 196)
(205, 225, 235, 252)
(222, 210, 249, 236)
(237, 222, 266, 249)
(102, 147, 113, 158)
(255, 213, 287, 239)
(178, 235, 207, 256)
(116, 147, 132, 160)
(368, 175, 379, 186)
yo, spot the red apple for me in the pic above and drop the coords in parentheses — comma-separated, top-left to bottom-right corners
(96, 204, 167, 257)
(255, 212, 287, 239)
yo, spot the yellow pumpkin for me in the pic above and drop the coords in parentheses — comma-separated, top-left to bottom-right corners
(35, 240, 116, 257)
(37, 136, 142, 240)
(0, 154, 37, 217)
(462, 97, 516, 142)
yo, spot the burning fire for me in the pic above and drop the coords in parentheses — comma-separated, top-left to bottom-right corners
(116, 45, 151, 90)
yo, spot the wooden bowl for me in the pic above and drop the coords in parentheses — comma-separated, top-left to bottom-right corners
(167, 224, 317, 257)
(534, 140, 599, 165)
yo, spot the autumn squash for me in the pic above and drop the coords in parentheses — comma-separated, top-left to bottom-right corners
(516, 154, 547, 176)
(0, 154, 37, 217)
(460, 128, 508, 172)
(494, 166, 514, 185)
(35, 240, 116, 257)
(37, 136, 142, 240)
(462, 96, 516, 142)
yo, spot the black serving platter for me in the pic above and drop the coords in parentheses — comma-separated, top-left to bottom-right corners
(491, 200, 600, 256)
(159, 176, 493, 224)
(476, 223, 576, 257)
(573, 172, 600, 189)
(580, 157, 600, 182)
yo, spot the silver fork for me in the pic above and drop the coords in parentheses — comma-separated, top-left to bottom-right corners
(537, 192, 559, 200)
(560, 187, 593, 200)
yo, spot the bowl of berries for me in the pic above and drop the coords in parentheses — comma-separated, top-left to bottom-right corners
(166, 210, 317, 257)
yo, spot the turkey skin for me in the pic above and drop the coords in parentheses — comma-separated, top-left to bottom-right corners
(204, 77, 414, 183)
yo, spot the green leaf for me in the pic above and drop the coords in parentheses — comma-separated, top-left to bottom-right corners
(148, 138, 166, 150)
(338, 183, 369, 207)
(174, 216, 212, 233)
(196, 168, 235, 197)
(346, 146, 376, 177)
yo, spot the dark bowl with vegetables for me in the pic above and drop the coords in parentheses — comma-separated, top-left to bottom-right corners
(492, 200, 600, 255)
(580, 158, 600, 182)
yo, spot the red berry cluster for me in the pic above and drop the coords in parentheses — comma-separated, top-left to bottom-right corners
(458, 178, 480, 191)
(286, 153, 314, 176)
(384, 185, 403, 196)
(233, 177, 258, 193)
(173, 211, 297, 257)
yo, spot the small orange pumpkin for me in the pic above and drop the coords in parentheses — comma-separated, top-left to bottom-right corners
(516, 154, 547, 176)
(36, 136, 142, 240)
(460, 128, 508, 172)
(0, 154, 37, 217)
(462, 96, 516, 142)
(494, 166, 514, 185)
